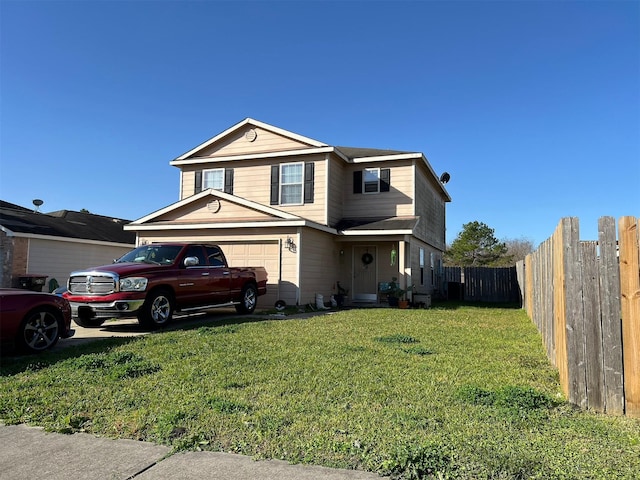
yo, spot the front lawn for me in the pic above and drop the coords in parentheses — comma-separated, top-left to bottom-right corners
(1, 305, 639, 479)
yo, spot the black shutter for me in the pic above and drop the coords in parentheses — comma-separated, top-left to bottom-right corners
(195, 170, 202, 194)
(224, 169, 234, 194)
(353, 170, 362, 194)
(270, 165, 279, 205)
(380, 168, 390, 192)
(304, 162, 314, 203)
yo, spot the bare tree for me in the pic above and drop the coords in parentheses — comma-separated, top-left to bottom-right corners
(502, 237, 535, 265)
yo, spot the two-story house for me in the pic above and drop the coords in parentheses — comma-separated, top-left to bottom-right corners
(124, 118, 451, 309)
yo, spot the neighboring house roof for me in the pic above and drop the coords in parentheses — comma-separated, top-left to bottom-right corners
(0, 201, 136, 244)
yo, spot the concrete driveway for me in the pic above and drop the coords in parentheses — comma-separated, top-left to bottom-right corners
(54, 307, 267, 350)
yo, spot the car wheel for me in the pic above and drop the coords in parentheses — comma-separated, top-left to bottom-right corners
(235, 284, 257, 314)
(138, 289, 173, 328)
(74, 317, 106, 328)
(18, 308, 61, 353)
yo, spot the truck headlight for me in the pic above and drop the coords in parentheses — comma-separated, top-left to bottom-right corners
(119, 277, 148, 292)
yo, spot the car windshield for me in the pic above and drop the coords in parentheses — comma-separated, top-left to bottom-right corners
(116, 245, 183, 265)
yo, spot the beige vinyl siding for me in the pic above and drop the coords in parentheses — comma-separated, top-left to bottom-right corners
(180, 155, 328, 225)
(27, 238, 133, 287)
(342, 161, 414, 219)
(298, 228, 340, 304)
(408, 239, 442, 295)
(152, 198, 273, 223)
(196, 126, 313, 157)
(414, 164, 446, 250)
(138, 229, 300, 309)
(327, 155, 345, 227)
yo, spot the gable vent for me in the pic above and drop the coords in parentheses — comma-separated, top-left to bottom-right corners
(244, 129, 257, 142)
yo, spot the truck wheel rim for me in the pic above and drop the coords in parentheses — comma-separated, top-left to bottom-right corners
(245, 289, 256, 309)
(151, 296, 171, 323)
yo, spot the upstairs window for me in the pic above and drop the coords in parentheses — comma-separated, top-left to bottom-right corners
(280, 162, 303, 205)
(194, 168, 234, 195)
(270, 162, 314, 205)
(353, 168, 390, 194)
(364, 168, 381, 193)
(203, 168, 224, 191)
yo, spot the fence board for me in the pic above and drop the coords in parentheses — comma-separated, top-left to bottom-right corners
(619, 216, 640, 418)
(598, 216, 625, 414)
(563, 217, 588, 408)
(581, 241, 604, 411)
(553, 221, 570, 398)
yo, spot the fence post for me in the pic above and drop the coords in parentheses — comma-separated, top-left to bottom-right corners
(619, 216, 640, 417)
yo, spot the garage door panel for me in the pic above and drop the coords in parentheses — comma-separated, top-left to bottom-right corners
(220, 242, 280, 309)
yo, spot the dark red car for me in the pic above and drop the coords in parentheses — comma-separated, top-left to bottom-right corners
(0, 288, 75, 354)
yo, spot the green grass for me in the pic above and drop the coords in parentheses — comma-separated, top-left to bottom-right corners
(2, 305, 639, 479)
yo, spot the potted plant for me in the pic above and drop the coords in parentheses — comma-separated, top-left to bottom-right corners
(387, 277, 408, 308)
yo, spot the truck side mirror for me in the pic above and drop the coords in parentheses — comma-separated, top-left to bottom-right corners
(184, 256, 199, 267)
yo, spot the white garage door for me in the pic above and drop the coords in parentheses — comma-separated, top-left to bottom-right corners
(220, 242, 280, 309)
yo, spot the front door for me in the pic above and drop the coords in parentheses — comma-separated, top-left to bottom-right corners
(352, 246, 377, 302)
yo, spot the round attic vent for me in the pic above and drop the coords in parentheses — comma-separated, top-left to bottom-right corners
(207, 199, 221, 213)
(244, 129, 257, 142)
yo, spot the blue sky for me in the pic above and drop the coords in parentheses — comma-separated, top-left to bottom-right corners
(1, 0, 638, 247)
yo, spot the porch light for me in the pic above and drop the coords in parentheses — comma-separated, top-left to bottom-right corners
(285, 236, 297, 253)
(391, 247, 397, 266)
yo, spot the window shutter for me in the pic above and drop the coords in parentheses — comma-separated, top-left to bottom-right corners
(380, 168, 390, 192)
(224, 169, 234, 194)
(304, 162, 314, 203)
(353, 171, 362, 194)
(270, 165, 279, 205)
(195, 170, 202, 194)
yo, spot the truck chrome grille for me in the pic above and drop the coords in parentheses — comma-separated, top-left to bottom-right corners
(69, 274, 116, 295)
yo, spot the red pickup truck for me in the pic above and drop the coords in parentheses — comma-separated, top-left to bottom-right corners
(63, 243, 267, 329)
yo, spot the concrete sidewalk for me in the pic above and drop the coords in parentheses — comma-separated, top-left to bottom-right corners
(0, 424, 384, 480)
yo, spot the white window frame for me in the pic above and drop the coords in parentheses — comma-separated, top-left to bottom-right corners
(202, 168, 224, 191)
(280, 162, 304, 205)
(363, 168, 381, 194)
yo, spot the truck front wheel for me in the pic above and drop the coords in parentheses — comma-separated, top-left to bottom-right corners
(235, 284, 257, 314)
(138, 289, 173, 328)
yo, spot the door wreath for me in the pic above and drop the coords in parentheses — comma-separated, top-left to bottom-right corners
(361, 252, 374, 265)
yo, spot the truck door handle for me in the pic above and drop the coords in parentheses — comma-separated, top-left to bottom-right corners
(223, 271, 230, 275)
(201, 272, 209, 276)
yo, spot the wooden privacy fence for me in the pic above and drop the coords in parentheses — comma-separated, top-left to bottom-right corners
(443, 266, 520, 303)
(517, 216, 639, 417)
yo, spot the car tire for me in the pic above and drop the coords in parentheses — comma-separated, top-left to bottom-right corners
(235, 284, 257, 314)
(138, 289, 173, 329)
(74, 317, 106, 328)
(18, 307, 61, 353)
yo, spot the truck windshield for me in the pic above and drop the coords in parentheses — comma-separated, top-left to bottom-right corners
(116, 245, 183, 265)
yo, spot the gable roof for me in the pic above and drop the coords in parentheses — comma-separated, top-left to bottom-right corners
(0, 201, 136, 245)
(175, 118, 328, 161)
(125, 189, 336, 235)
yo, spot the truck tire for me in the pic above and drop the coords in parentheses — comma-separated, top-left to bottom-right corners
(138, 289, 174, 328)
(74, 317, 106, 328)
(235, 284, 257, 314)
